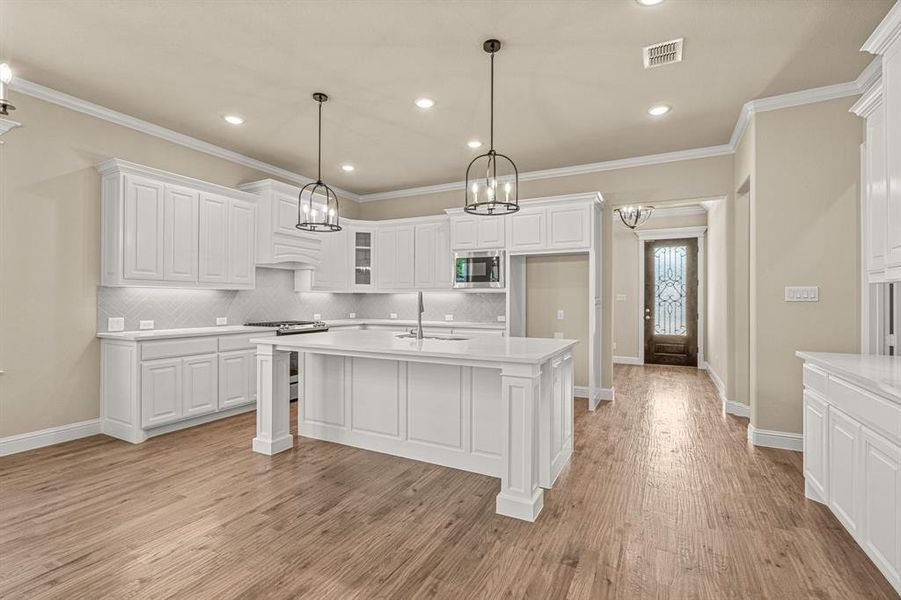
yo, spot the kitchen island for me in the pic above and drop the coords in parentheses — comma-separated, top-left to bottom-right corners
(251, 330, 578, 521)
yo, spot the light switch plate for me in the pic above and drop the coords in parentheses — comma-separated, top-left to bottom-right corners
(445, 314, 454, 321)
(313, 313, 321, 320)
(497, 315, 506, 322)
(139, 320, 154, 330)
(784, 286, 819, 302)
(616, 294, 627, 302)
(553, 332, 564, 339)
(108, 317, 125, 332)
(349, 312, 356, 319)
(557, 310, 565, 320)
(613, 342, 617, 350)
(390, 313, 398, 319)
(216, 317, 227, 326)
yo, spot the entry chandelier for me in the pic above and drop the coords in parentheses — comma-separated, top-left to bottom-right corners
(614, 205, 655, 229)
(464, 39, 519, 216)
(296, 92, 341, 232)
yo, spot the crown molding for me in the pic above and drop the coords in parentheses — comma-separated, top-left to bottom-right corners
(850, 74, 883, 118)
(862, 1, 901, 55)
(9, 78, 361, 202)
(0, 116, 21, 143)
(358, 145, 733, 203)
(635, 225, 707, 241)
(97, 158, 260, 202)
(647, 205, 707, 219)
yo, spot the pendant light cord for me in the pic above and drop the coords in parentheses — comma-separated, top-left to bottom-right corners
(489, 50, 494, 152)
(317, 100, 322, 182)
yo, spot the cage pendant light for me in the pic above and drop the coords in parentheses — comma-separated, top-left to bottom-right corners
(464, 39, 519, 216)
(297, 92, 342, 232)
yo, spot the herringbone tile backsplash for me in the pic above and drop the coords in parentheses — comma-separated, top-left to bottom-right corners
(97, 269, 505, 331)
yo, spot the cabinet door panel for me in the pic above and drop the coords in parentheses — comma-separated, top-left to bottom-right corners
(228, 200, 255, 287)
(414, 224, 437, 288)
(509, 209, 546, 251)
(477, 217, 505, 248)
(141, 358, 182, 427)
(313, 228, 348, 290)
(804, 391, 828, 500)
(377, 228, 397, 289)
(395, 226, 415, 288)
(884, 43, 901, 273)
(164, 185, 198, 282)
(828, 406, 861, 535)
(867, 106, 887, 278)
(435, 223, 452, 288)
(452, 217, 477, 249)
(860, 427, 901, 588)
(183, 355, 218, 418)
(219, 351, 254, 409)
(124, 176, 165, 280)
(199, 194, 229, 283)
(549, 205, 590, 249)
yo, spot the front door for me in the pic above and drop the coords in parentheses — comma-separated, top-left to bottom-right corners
(644, 238, 698, 367)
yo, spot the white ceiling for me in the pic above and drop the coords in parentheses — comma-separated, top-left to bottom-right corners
(1, 0, 892, 194)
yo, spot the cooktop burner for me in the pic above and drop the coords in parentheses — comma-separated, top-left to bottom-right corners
(245, 320, 329, 335)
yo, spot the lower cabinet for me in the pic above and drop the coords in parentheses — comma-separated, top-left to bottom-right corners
(860, 427, 901, 588)
(142, 354, 218, 427)
(803, 391, 828, 500)
(827, 406, 861, 535)
(219, 350, 256, 409)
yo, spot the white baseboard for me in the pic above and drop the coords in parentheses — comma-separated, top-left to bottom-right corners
(0, 419, 101, 457)
(747, 424, 802, 451)
(723, 400, 750, 418)
(599, 387, 615, 401)
(613, 355, 642, 365)
(574, 386, 590, 399)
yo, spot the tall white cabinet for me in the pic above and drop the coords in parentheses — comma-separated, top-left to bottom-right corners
(100, 159, 256, 290)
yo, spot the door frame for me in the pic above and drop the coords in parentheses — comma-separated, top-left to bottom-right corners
(636, 226, 707, 366)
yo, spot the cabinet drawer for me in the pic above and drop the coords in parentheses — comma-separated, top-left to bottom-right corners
(219, 332, 273, 352)
(829, 376, 901, 442)
(803, 364, 828, 397)
(140, 337, 218, 361)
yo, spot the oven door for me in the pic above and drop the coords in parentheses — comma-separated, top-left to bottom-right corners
(454, 251, 504, 288)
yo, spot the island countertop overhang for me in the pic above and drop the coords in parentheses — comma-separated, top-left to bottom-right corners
(251, 330, 578, 365)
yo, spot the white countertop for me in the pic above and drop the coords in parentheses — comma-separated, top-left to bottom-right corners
(97, 319, 505, 341)
(796, 351, 901, 401)
(252, 330, 577, 364)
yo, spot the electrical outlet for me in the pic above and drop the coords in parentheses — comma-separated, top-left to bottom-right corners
(553, 332, 564, 339)
(445, 314, 454, 321)
(349, 312, 356, 319)
(616, 294, 627, 302)
(613, 342, 617, 350)
(216, 317, 227, 326)
(785, 286, 819, 302)
(390, 313, 398, 319)
(108, 317, 125, 332)
(497, 315, 506, 322)
(313, 313, 321, 320)
(139, 320, 154, 330)
(556, 310, 565, 320)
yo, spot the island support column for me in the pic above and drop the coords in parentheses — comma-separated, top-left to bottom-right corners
(253, 343, 293, 455)
(496, 361, 544, 521)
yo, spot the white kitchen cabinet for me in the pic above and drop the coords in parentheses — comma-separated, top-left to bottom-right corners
(100, 159, 257, 289)
(219, 350, 256, 409)
(377, 225, 415, 289)
(312, 228, 349, 290)
(548, 203, 591, 249)
(163, 185, 198, 283)
(414, 222, 452, 289)
(352, 227, 377, 291)
(885, 40, 901, 279)
(450, 214, 505, 250)
(803, 390, 829, 501)
(141, 358, 182, 428)
(123, 175, 166, 281)
(435, 223, 452, 287)
(866, 107, 888, 280)
(183, 354, 218, 418)
(508, 207, 546, 251)
(860, 425, 901, 589)
(828, 406, 861, 535)
(507, 201, 592, 253)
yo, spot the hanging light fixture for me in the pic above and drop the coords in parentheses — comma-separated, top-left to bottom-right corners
(464, 39, 519, 216)
(296, 92, 341, 233)
(614, 205, 655, 229)
(0, 63, 16, 116)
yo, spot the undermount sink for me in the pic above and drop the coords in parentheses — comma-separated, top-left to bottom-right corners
(395, 332, 470, 341)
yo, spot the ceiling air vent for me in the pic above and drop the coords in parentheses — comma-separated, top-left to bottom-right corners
(643, 37, 683, 69)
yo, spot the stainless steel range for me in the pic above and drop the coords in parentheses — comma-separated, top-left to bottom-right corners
(244, 320, 328, 336)
(244, 320, 327, 401)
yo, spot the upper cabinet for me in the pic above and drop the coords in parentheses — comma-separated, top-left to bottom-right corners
(377, 225, 415, 289)
(310, 228, 349, 291)
(504, 197, 595, 253)
(414, 222, 452, 289)
(99, 159, 256, 289)
(449, 214, 506, 250)
(857, 4, 901, 283)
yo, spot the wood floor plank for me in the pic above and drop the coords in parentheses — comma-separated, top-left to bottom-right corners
(1, 364, 897, 599)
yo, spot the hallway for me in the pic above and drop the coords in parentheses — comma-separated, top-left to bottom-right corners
(0, 365, 896, 599)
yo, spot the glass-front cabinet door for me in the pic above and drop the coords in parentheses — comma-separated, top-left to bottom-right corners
(352, 228, 375, 291)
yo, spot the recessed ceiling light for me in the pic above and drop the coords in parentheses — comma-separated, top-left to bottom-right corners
(467, 140, 482, 149)
(648, 104, 671, 116)
(415, 97, 435, 109)
(223, 115, 244, 125)
(341, 164, 355, 172)
(636, 0, 664, 5)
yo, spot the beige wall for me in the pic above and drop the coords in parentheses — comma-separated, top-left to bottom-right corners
(0, 93, 354, 437)
(611, 213, 708, 360)
(750, 98, 861, 433)
(732, 120, 755, 409)
(525, 255, 589, 387)
(706, 199, 730, 389)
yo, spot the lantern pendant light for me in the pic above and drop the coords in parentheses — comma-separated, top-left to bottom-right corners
(614, 205, 655, 229)
(296, 92, 342, 232)
(464, 39, 519, 216)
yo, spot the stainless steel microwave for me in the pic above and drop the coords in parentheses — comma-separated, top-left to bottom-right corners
(454, 251, 504, 289)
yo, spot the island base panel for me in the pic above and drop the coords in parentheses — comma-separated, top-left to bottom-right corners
(252, 346, 293, 456)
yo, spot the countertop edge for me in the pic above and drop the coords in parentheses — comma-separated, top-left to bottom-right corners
(796, 351, 901, 402)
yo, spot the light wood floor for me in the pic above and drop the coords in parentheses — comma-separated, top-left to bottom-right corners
(1, 365, 898, 599)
